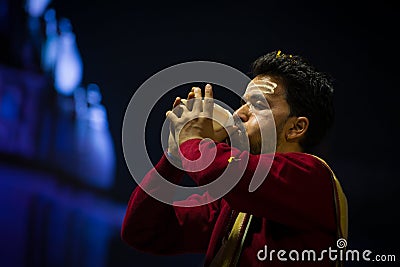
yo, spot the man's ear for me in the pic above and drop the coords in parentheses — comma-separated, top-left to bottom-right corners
(286, 116, 309, 142)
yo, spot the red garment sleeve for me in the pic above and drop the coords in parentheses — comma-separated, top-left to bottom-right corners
(121, 153, 221, 254)
(179, 139, 336, 232)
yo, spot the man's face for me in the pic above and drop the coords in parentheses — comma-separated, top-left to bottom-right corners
(233, 75, 291, 154)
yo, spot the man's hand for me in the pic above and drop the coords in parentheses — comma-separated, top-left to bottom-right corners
(167, 84, 228, 146)
(167, 91, 195, 158)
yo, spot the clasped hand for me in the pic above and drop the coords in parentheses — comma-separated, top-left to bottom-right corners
(166, 84, 229, 157)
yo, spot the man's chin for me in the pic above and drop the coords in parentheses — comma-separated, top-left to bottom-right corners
(250, 146, 261, 155)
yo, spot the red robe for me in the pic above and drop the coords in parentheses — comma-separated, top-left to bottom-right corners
(121, 139, 338, 266)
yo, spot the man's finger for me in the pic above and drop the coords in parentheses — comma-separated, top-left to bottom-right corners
(186, 91, 195, 111)
(192, 87, 203, 113)
(172, 105, 183, 117)
(203, 84, 214, 117)
(173, 97, 181, 108)
(172, 97, 183, 117)
(204, 84, 213, 98)
(166, 110, 179, 124)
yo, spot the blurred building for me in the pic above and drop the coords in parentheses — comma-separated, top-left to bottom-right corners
(0, 1, 128, 266)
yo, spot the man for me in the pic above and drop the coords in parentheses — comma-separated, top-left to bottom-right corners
(121, 51, 348, 266)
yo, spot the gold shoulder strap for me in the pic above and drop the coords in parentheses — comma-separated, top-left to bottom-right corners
(310, 155, 348, 239)
(310, 155, 348, 267)
(209, 212, 253, 267)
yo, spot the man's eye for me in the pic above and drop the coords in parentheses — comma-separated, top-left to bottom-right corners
(254, 101, 268, 109)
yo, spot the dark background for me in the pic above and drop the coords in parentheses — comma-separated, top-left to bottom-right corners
(1, 0, 399, 266)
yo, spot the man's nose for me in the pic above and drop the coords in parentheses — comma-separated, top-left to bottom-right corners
(234, 104, 251, 122)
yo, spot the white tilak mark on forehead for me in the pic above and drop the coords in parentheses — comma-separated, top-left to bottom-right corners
(246, 79, 277, 95)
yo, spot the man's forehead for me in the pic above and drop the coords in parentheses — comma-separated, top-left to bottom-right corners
(244, 75, 283, 98)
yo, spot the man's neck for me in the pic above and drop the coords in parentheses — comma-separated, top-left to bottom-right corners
(276, 142, 303, 153)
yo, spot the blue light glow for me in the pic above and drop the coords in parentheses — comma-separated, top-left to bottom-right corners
(54, 18, 83, 96)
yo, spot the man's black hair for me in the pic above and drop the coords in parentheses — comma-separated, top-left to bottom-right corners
(252, 50, 334, 151)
